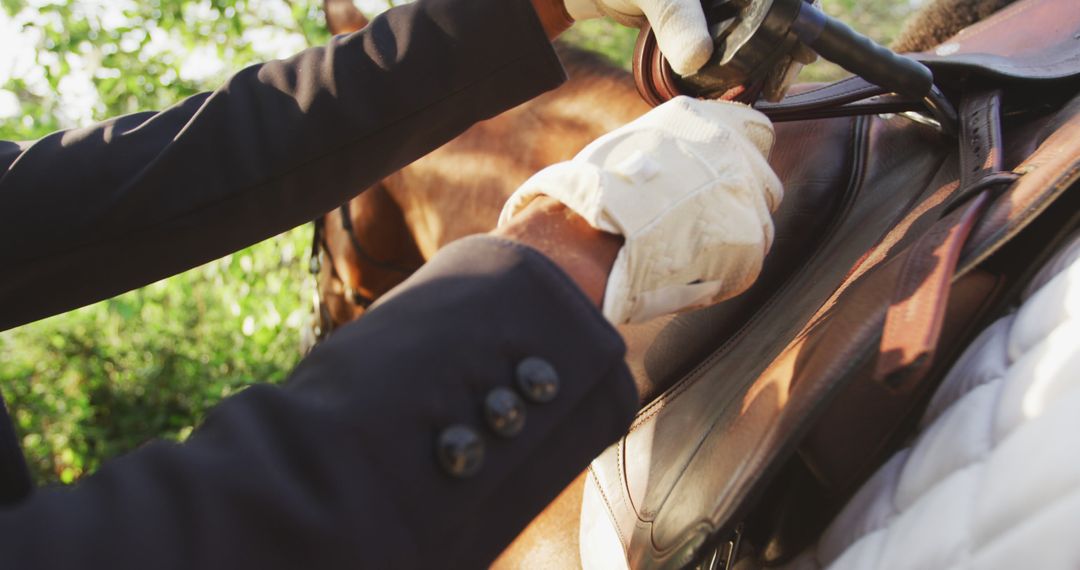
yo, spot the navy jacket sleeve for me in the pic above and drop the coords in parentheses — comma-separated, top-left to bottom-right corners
(0, 0, 565, 331)
(0, 236, 639, 568)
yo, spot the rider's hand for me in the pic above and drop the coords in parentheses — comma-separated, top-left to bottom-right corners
(499, 96, 783, 325)
(565, 0, 713, 75)
(492, 197, 623, 309)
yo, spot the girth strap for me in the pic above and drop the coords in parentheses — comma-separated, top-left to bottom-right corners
(875, 191, 992, 390)
(875, 88, 1017, 390)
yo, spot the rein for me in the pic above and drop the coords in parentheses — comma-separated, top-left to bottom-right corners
(308, 202, 420, 342)
(337, 201, 419, 277)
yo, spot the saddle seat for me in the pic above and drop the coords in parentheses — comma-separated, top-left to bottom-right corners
(588, 0, 1080, 567)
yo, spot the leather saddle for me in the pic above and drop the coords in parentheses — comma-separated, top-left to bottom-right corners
(584, 0, 1080, 567)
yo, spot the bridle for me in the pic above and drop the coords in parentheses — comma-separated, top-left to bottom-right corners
(308, 200, 420, 342)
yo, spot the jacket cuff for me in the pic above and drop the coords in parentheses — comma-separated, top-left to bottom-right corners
(291, 235, 637, 566)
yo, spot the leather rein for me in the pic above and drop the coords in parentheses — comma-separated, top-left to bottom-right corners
(308, 201, 420, 341)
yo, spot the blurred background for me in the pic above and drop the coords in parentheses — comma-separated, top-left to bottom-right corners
(0, 0, 923, 486)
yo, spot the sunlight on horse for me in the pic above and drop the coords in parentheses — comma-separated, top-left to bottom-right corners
(316, 0, 648, 335)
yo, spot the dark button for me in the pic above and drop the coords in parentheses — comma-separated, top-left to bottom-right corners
(515, 357, 559, 403)
(484, 388, 526, 438)
(436, 425, 484, 478)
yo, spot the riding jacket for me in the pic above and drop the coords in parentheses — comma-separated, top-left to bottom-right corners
(0, 0, 638, 566)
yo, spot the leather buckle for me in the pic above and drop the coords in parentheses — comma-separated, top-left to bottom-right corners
(702, 523, 744, 570)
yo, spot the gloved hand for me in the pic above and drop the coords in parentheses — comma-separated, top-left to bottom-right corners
(563, 0, 713, 75)
(498, 96, 783, 325)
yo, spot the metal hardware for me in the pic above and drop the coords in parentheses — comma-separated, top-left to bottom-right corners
(639, 0, 955, 133)
(702, 523, 744, 570)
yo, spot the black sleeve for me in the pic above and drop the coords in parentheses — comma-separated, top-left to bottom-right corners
(0, 0, 566, 331)
(0, 236, 639, 569)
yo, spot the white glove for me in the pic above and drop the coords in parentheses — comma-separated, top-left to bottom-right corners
(564, 0, 713, 75)
(498, 96, 783, 325)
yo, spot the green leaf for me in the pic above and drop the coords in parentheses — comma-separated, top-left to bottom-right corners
(0, 0, 24, 16)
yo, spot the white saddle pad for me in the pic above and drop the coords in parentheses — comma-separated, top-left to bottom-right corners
(782, 230, 1080, 570)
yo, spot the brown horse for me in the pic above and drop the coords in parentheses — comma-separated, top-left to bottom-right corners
(313, 1, 648, 338)
(313, 0, 1015, 567)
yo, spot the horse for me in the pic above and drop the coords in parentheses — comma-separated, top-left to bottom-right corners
(312, 0, 1022, 567)
(312, 0, 648, 340)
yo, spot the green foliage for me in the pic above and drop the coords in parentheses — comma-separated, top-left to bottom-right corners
(800, 0, 922, 83)
(0, 231, 314, 484)
(1, 0, 331, 141)
(562, 19, 639, 69)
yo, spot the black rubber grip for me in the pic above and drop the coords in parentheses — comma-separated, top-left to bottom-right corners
(793, 3, 934, 100)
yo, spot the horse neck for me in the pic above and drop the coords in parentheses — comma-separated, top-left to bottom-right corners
(384, 42, 648, 257)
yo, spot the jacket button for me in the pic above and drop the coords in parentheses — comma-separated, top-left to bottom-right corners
(484, 388, 526, 438)
(437, 425, 484, 478)
(515, 357, 559, 403)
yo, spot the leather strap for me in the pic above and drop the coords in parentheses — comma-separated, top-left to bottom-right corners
(761, 94, 924, 122)
(874, 190, 991, 390)
(632, 23, 680, 108)
(633, 22, 764, 108)
(338, 202, 417, 277)
(874, 89, 1009, 390)
(958, 89, 1005, 189)
(634, 56, 933, 123)
(754, 76, 911, 122)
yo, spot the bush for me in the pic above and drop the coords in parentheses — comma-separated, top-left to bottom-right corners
(0, 231, 313, 483)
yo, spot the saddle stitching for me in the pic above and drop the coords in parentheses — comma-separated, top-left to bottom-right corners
(924, 48, 1080, 79)
(958, 91, 996, 182)
(955, 0, 1038, 39)
(617, 438, 637, 525)
(588, 465, 631, 549)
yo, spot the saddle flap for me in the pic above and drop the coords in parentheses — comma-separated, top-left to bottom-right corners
(622, 115, 861, 404)
(918, 0, 1080, 83)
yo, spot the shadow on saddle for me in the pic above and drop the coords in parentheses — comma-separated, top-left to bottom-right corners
(585, 0, 1080, 566)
